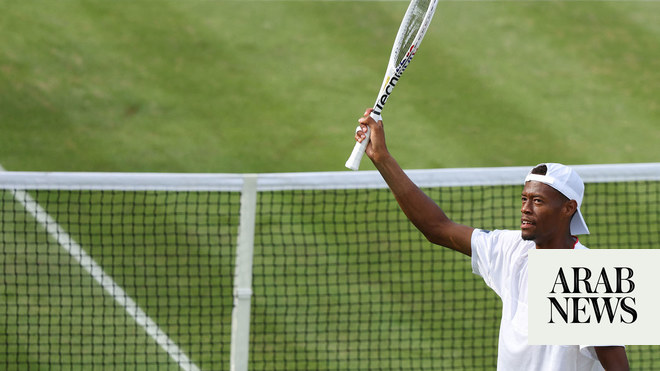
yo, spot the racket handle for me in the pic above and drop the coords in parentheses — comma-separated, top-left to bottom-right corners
(345, 111, 381, 171)
(345, 134, 369, 171)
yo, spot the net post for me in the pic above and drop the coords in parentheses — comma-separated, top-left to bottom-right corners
(230, 174, 258, 371)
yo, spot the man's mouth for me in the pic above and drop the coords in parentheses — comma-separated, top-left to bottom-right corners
(521, 220, 535, 229)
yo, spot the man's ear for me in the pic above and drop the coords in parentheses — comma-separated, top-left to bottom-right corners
(564, 199, 578, 219)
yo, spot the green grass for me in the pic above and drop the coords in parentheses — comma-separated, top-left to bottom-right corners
(1, 1, 659, 172)
(1, 0, 660, 369)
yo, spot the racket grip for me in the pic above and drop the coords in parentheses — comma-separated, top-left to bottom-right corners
(345, 111, 380, 171)
(345, 135, 370, 171)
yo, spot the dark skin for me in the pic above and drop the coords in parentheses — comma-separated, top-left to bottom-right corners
(520, 180, 577, 249)
(355, 108, 629, 370)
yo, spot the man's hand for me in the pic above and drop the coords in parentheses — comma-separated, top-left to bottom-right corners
(355, 108, 390, 165)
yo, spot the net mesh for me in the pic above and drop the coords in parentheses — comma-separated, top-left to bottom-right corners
(1, 169, 659, 370)
(1, 189, 240, 370)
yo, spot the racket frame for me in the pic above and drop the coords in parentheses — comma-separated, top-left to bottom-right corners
(345, 0, 439, 171)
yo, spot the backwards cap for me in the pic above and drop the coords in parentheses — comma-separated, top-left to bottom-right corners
(524, 163, 590, 235)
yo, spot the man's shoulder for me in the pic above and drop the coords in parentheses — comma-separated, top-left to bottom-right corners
(473, 229, 524, 243)
(472, 229, 533, 254)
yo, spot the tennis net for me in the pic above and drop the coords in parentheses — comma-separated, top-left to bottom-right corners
(1, 164, 659, 370)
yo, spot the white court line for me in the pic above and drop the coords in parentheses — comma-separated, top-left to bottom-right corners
(1, 166, 201, 371)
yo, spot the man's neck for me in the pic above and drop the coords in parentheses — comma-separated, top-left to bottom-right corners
(535, 235, 577, 250)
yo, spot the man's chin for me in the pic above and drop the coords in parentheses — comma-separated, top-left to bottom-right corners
(521, 231, 535, 241)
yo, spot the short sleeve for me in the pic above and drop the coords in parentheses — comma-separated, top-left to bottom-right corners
(471, 229, 503, 294)
(471, 229, 525, 298)
(471, 229, 494, 279)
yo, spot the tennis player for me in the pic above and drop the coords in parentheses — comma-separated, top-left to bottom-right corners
(354, 108, 630, 371)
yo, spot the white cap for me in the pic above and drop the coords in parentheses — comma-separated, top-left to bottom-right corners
(525, 163, 590, 235)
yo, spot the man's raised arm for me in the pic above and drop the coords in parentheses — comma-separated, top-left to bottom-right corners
(355, 109, 474, 256)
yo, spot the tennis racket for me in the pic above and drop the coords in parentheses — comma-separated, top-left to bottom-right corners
(345, 0, 439, 171)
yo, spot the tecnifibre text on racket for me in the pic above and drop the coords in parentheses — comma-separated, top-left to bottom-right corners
(345, 0, 438, 171)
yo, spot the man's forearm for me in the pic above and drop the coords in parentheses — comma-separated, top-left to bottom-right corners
(372, 154, 472, 255)
(595, 346, 629, 371)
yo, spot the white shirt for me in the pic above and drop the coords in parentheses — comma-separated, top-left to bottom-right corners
(471, 229, 604, 371)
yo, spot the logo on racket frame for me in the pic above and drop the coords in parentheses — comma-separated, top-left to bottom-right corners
(373, 45, 417, 116)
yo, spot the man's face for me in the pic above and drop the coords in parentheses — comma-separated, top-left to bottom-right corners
(520, 181, 570, 243)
